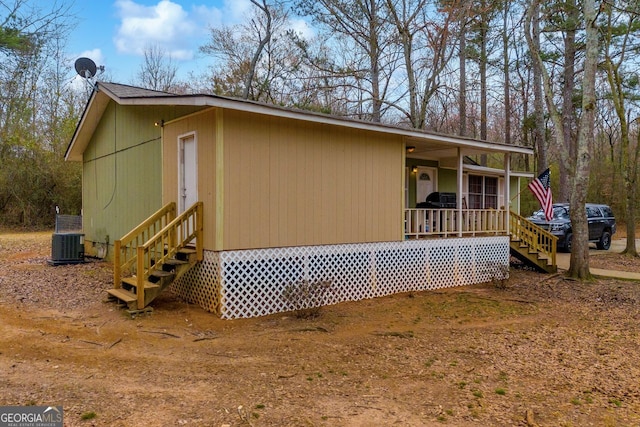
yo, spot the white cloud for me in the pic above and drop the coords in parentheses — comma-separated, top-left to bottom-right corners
(289, 18, 315, 40)
(114, 0, 198, 60)
(192, 4, 223, 29)
(110, 0, 312, 68)
(222, 0, 252, 23)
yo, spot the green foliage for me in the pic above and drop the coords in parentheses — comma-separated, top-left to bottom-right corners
(0, 4, 83, 228)
(80, 411, 96, 420)
(609, 398, 622, 407)
(0, 25, 31, 52)
(0, 87, 83, 227)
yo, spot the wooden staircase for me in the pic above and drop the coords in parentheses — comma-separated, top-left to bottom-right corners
(107, 202, 203, 314)
(509, 211, 557, 273)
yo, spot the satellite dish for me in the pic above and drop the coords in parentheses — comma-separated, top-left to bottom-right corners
(74, 57, 98, 79)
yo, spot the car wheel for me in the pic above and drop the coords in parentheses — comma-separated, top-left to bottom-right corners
(597, 231, 611, 250)
(564, 233, 572, 253)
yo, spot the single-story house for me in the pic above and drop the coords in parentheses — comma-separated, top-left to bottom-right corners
(65, 82, 542, 319)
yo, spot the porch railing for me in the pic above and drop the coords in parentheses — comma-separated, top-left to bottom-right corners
(404, 208, 507, 238)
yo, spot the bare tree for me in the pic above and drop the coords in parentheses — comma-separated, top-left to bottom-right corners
(501, 0, 511, 145)
(246, 0, 274, 100)
(568, 0, 599, 279)
(601, 0, 640, 257)
(200, 0, 294, 102)
(530, 1, 547, 173)
(525, 0, 599, 279)
(135, 45, 178, 92)
(384, 0, 457, 129)
(458, 5, 468, 137)
(296, 0, 396, 122)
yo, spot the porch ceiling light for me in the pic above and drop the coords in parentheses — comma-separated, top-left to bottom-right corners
(412, 166, 418, 173)
(407, 146, 415, 153)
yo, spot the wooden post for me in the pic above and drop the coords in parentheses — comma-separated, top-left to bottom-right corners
(114, 240, 121, 289)
(457, 148, 463, 237)
(196, 202, 204, 261)
(169, 203, 177, 251)
(137, 246, 145, 310)
(504, 153, 511, 234)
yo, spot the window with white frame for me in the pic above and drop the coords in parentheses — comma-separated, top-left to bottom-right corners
(468, 175, 498, 209)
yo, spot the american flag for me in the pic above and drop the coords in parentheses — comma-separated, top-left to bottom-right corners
(528, 168, 553, 221)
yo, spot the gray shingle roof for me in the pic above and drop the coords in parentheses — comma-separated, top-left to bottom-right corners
(99, 82, 176, 98)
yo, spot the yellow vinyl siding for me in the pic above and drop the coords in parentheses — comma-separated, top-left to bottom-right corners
(222, 110, 403, 250)
(162, 108, 403, 251)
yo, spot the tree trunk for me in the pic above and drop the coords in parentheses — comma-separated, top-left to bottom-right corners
(531, 3, 546, 172)
(624, 129, 640, 256)
(479, 0, 488, 166)
(243, 0, 272, 100)
(385, 0, 417, 127)
(601, 6, 639, 257)
(502, 1, 511, 145)
(525, 0, 596, 280)
(625, 182, 638, 256)
(368, 0, 382, 122)
(559, 0, 578, 203)
(567, 0, 598, 279)
(459, 21, 467, 137)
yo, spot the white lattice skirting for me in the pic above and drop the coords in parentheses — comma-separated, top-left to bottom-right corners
(171, 236, 509, 319)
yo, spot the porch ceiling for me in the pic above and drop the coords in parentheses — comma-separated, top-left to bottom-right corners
(404, 136, 520, 161)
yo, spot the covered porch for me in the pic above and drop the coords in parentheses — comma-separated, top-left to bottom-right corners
(402, 133, 532, 239)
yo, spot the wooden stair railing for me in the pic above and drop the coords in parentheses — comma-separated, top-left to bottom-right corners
(112, 202, 203, 311)
(509, 211, 557, 273)
(114, 202, 177, 290)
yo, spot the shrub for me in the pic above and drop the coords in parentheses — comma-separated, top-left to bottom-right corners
(281, 280, 332, 318)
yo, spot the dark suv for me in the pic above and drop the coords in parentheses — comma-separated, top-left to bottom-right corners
(527, 203, 616, 252)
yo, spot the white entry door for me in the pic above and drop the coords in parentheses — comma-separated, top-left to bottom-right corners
(416, 166, 436, 204)
(178, 133, 197, 213)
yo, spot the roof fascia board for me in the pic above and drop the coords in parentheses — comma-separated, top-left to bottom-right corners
(463, 164, 513, 176)
(65, 89, 113, 161)
(204, 99, 533, 155)
(509, 171, 535, 178)
(463, 164, 535, 177)
(68, 82, 533, 160)
(120, 95, 533, 156)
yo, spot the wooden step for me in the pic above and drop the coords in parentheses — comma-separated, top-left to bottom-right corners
(178, 247, 197, 255)
(175, 247, 198, 262)
(122, 277, 160, 290)
(163, 258, 188, 266)
(107, 288, 136, 303)
(510, 245, 556, 274)
(149, 269, 175, 278)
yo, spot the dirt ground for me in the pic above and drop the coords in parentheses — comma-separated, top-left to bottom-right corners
(1, 231, 640, 427)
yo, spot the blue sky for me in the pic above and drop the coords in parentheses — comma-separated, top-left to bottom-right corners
(63, 0, 256, 84)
